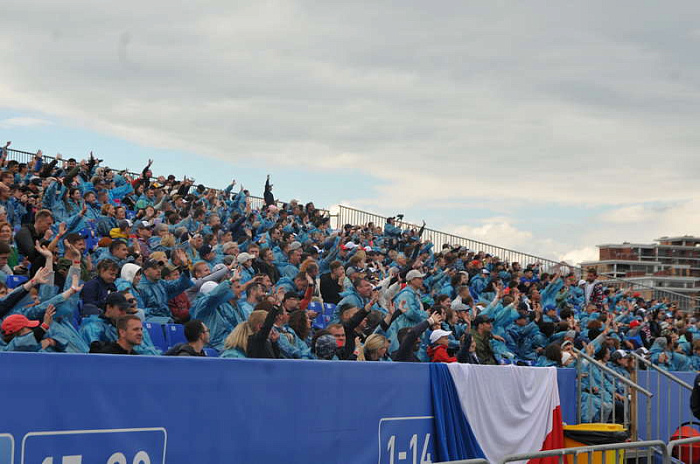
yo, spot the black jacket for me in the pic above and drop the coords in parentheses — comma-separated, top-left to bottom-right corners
(319, 273, 343, 305)
(691, 374, 700, 420)
(165, 343, 206, 356)
(264, 178, 275, 207)
(247, 306, 281, 359)
(14, 224, 45, 277)
(90, 341, 137, 355)
(393, 319, 430, 363)
(339, 307, 370, 360)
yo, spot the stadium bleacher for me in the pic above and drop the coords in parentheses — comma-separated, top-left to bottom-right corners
(0, 144, 696, 422)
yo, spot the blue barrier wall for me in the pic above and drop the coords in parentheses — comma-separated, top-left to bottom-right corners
(0, 353, 577, 464)
(637, 370, 697, 442)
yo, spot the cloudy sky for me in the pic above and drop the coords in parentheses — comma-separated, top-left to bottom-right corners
(1, 1, 698, 263)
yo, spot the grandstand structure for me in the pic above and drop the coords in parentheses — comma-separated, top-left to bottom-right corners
(6, 147, 697, 312)
(0, 145, 698, 463)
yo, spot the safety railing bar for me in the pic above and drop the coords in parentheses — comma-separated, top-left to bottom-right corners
(667, 436, 700, 462)
(498, 440, 667, 464)
(336, 206, 697, 308)
(575, 349, 653, 397)
(433, 459, 490, 464)
(629, 352, 693, 390)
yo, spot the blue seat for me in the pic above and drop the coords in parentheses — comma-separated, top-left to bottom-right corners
(323, 303, 336, 317)
(165, 323, 186, 349)
(5, 275, 28, 289)
(312, 302, 337, 330)
(307, 301, 323, 313)
(204, 348, 219, 358)
(144, 322, 168, 352)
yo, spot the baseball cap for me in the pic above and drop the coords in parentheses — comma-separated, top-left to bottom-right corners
(481, 269, 490, 274)
(105, 292, 131, 310)
(142, 258, 165, 270)
(315, 334, 338, 360)
(237, 252, 254, 264)
(136, 221, 152, 229)
(288, 241, 302, 251)
(578, 279, 586, 286)
(341, 241, 358, 251)
(561, 351, 572, 365)
(200, 281, 218, 295)
(198, 244, 213, 257)
(406, 270, 425, 281)
(453, 303, 470, 312)
(629, 320, 641, 329)
(473, 315, 494, 326)
(429, 329, 452, 344)
(1, 314, 39, 335)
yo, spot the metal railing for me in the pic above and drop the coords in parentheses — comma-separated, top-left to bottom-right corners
(498, 440, 667, 464)
(631, 352, 694, 443)
(336, 204, 698, 312)
(3, 148, 331, 215)
(434, 459, 490, 464)
(667, 436, 700, 464)
(574, 348, 652, 439)
(434, 437, 700, 464)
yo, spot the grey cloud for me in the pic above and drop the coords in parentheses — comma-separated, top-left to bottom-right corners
(0, 0, 698, 206)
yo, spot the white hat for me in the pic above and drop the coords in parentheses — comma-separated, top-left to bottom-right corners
(406, 270, 425, 281)
(200, 281, 218, 295)
(578, 279, 586, 286)
(561, 351, 572, 365)
(288, 241, 302, 251)
(430, 329, 452, 344)
(481, 269, 490, 274)
(343, 241, 358, 250)
(237, 252, 254, 264)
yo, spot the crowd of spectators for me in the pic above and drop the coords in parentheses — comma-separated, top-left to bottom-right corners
(0, 141, 697, 420)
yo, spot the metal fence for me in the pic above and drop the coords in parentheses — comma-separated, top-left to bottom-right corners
(498, 440, 667, 464)
(3, 147, 331, 215)
(336, 205, 698, 312)
(574, 348, 653, 438)
(631, 352, 694, 444)
(427, 436, 700, 464)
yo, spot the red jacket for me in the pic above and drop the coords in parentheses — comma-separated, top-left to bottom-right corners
(428, 344, 456, 363)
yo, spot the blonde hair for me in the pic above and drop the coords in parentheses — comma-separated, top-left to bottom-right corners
(299, 258, 317, 274)
(224, 310, 267, 352)
(360, 334, 388, 361)
(160, 233, 175, 248)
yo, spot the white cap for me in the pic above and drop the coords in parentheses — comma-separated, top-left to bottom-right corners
(578, 279, 586, 286)
(237, 252, 254, 264)
(288, 241, 302, 251)
(406, 270, 425, 281)
(430, 329, 452, 344)
(561, 351, 572, 365)
(343, 241, 358, 250)
(200, 281, 218, 295)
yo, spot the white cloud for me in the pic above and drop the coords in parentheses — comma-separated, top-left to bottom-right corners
(0, 1, 698, 262)
(450, 218, 534, 251)
(599, 205, 648, 224)
(0, 117, 52, 129)
(0, 1, 698, 208)
(560, 247, 599, 266)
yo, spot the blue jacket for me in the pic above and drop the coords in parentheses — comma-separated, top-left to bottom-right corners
(137, 271, 194, 320)
(190, 281, 236, 351)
